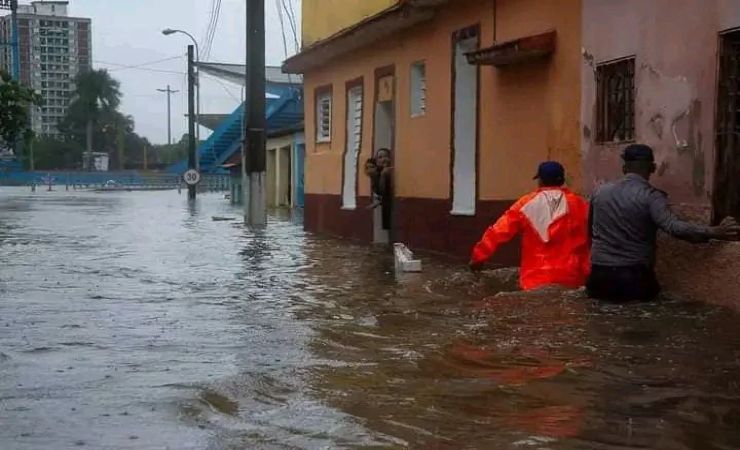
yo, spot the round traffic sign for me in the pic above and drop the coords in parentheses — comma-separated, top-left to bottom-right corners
(183, 169, 201, 186)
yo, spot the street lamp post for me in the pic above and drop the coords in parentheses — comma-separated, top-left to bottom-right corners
(162, 28, 200, 170)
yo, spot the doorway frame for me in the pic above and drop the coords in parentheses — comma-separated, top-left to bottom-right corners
(278, 144, 292, 207)
(371, 64, 396, 244)
(449, 24, 481, 216)
(712, 27, 740, 224)
(294, 135, 305, 208)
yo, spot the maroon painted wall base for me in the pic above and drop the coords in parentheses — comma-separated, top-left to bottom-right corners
(304, 194, 520, 266)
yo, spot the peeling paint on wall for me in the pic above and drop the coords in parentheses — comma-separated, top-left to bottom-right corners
(629, 64, 705, 197)
(648, 113, 664, 139)
(580, 0, 740, 308)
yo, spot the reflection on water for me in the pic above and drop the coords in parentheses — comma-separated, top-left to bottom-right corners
(0, 188, 739, 449)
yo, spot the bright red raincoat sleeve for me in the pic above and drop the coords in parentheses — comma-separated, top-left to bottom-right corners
(470, 199, 526, 265)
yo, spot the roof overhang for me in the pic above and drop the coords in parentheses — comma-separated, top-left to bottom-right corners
(268, 121, 304, 139)
(466, 30, 557, 67)
(282, 1, 447, 74)
(197, 114, 230, 131)
(196, 62, 303, 86)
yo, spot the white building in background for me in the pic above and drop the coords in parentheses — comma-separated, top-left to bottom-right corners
(0, 1, 92, 136)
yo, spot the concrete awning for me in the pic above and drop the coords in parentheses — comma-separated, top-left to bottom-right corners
(466, 30, 557, 67)
(196, 62, 303, 86)
(197, 114, 231, 131)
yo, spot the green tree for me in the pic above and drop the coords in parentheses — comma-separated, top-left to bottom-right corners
(64, 69, 122, 153)
(152, 134, 188, 166)
(32, 135, 84, 170)
(52, 69, 155, 171)
(0, 71, 41, 148)
(100, 109, 133, 169)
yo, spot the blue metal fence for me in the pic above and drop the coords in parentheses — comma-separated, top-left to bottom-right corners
(0, 171, 230, 191)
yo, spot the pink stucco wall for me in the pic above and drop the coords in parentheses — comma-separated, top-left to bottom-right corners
(581, 0, 740, 307)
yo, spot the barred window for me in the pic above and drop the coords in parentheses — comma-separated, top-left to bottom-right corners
(596, 57, 635, 143)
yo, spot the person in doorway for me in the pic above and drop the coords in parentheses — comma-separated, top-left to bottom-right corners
(587, 144, 740, 302)
(364, 148, 394, 232)
(469, 161, 591, 291)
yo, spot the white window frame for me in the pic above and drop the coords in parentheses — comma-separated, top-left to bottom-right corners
(451, 32, 479, 216)
(410, 61, 427, 117)
(316, 90, 332, 143)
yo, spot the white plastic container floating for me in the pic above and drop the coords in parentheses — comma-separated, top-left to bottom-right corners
(394, 243, 422, 273)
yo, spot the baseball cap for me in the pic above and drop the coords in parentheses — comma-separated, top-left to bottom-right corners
(622, 144, 655, 162)
(533, 161, 565, 181)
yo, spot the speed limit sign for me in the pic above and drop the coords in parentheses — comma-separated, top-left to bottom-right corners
(183, 169, 201, 186)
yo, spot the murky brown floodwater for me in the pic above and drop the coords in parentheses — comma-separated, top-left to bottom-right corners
(1, 187, 739, 450)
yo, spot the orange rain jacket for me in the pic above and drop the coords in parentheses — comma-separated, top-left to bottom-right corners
(471, 187, 590, 291)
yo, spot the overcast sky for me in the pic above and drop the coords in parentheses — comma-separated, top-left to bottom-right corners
(62, 0, 301, 145)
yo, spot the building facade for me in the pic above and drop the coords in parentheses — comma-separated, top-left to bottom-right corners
(0, 1, 92, 136)
(286, 0, 740, 306)
(227, 129, 306, 209)
(285, 0, 582, 263)
(266, 130, 305, 208)
(580, 0, 740, 308)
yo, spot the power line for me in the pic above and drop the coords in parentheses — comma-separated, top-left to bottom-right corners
(275, 0, 289, 60)
(275, 0, 295, 86)
(282, 0, 299, 53)
(201, 73, 240, 102)
(280, 0, 299, 53)
(203, 0, 222, 61)
(95, 55, 184, 73)
(95, 64, 185, 75)
(201, 0, 218, 53)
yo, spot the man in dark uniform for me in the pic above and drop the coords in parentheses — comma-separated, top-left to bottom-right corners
(587, 144, 740, 301)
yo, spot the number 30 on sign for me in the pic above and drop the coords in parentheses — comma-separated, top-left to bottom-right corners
(183, 169, 201, 186)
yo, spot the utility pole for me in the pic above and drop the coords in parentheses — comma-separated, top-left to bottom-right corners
(187, 44, 197, 201)
(244, 0, 266, 225)
(156, 85, 178, 145)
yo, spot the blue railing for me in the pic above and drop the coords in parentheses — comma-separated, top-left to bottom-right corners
(0, 170, 230, 192)
(167, 104, 244, 175)
(167, 87, 304, 176)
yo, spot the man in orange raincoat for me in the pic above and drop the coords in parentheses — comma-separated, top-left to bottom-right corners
(469, 162, 590, 291)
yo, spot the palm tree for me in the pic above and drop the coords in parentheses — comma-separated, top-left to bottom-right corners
(101, 110, 134, 169)
(68, 69, 122, 153)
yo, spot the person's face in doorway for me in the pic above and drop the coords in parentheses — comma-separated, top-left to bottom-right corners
(375, 149, 392, 169)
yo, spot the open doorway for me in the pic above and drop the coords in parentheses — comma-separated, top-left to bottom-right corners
(373, 71, 395, 244)
(266, 148, 277, 207)
(294, 141, 305, 207)
(714, 29, 740, 223)
(278, 145, 291, 207)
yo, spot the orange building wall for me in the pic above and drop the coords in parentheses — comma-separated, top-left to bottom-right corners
(484, 0, 584, 197)
(304, 0, 582, 203)
(302, 0, 582, 258)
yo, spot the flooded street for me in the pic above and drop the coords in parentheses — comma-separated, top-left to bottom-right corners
(1, 188, 739, 449)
